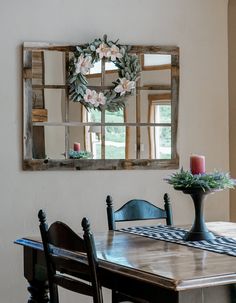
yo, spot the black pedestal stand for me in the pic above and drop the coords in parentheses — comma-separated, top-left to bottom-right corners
(181, 188, 216, 241)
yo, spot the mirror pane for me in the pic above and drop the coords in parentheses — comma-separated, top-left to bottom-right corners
(69, 101, 83, 122)
(155, 126, 171, 159)
(105, 61, 118, 86)
(87, 71, 102, 87)
(105, 61, 118, 71)
(90, 135, 102, 159)
(143, 54, 171, 66)
(44, 89, 65, 123)
(104, 70, 119, 86)
(105, 109, 124, 123)
(88, 109, 102, 123)
(141, 69, 171, 86)
(139, 126, 171, 159)
(44, 126, 65, 159)
(68, 126, 100, 160)
(155, 104, 171, 123)
(105, 126, 126, 159)
(139, 91, 171, 123)
(44, 51, 65, 85)
(89, 60, 101, 75)
(118, 94, 136, 123)
(151, 126, 171, 159)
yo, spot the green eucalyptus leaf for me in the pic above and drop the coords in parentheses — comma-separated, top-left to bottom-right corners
(125, 72, 130, 80)
(78, 74, 88, 85)
(76, 46, 83, 53)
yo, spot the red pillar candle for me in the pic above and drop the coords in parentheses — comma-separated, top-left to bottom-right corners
(73, 142, 81, 152)
(190, 155, 206, 175)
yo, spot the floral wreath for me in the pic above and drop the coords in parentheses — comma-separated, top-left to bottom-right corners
(68, 35, 141, 112)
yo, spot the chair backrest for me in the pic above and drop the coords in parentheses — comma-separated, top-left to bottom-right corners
(106, 194, 173, 230)
(38, 210, 103, 303)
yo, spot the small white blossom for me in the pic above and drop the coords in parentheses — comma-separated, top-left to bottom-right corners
(96, 42, 111, 59)
(114, 78, 136, 96)
(97, 92, 106, 105)
(110, 44, 123, 61)
(84, 89, 99, 107)
(75, 54, 93, 75)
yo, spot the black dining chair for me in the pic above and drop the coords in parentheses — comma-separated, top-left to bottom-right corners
(106, 193, 173, 231)
(38, 210, 103, 303)
(106, 194, 173, 303)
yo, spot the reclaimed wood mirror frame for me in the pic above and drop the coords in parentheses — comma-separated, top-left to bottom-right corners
(23, 42, 179, 170)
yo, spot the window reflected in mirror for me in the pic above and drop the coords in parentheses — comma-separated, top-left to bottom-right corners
(148, 93, 172, 160)
(84, 109, 126, 160)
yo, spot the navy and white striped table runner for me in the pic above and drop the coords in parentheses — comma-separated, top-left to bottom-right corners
(118, 225, 236, 257)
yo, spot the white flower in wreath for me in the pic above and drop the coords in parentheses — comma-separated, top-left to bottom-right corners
(84, 90, 106, 107)
(75, 54, 93, 75)
(84, 89, 99, 106)
(114, 78, 136, 96)
(96, 42, 111, 59)
(110, 44, 123, 61)
(97, 92, 106, 105)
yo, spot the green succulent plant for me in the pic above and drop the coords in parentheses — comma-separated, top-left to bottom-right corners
(69, 150, 92, 159)
(165, 168, 235, 191)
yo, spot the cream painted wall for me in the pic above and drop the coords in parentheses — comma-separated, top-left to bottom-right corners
(0, 0, 229, 302)
(229, 0, 236, 221)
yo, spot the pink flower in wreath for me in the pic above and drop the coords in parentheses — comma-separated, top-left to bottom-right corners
(114, 78, 136, 96)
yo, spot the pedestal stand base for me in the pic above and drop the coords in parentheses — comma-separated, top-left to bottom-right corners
(178, 188, 217, 242)
(184, 230, 215, 241)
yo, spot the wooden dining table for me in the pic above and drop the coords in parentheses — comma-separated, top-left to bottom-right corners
(15, 222, 236, 303)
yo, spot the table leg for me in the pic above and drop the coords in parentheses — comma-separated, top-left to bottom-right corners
(23, 246, 49, 303)
(27, 280, 49, 303)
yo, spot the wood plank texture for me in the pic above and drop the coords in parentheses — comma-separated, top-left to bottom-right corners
(32, 122, 173, 127)
(136, 55, 141, 159)
(23, 158, 179, 171)
(23, 49, 33, 160)
(171, 54, 179, 160)
(23, 42, 179, 55)
(64, 52, 70, 159)
(32, 51, 46, 159)
(32, 109, 48, 122)
(31, 84, 171, 91)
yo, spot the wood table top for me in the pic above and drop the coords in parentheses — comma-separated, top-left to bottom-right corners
(15, 221, 236, 292)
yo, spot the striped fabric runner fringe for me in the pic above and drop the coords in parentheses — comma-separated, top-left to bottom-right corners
(118, 225, 236, 257)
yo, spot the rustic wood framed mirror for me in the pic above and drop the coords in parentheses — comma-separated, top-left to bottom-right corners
(23, 40, 179, 170)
